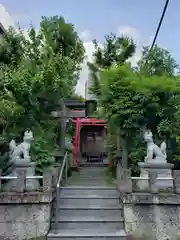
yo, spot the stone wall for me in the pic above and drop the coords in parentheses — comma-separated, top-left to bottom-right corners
(0, 192, 53, 240)
(123, 193, 180, 240)
(116, 164, 180, 239)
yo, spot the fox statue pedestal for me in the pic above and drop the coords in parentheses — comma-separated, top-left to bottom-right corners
(4, 157, 39, 192)
(4, 130, 39, 192)
(137, 130, 173, 191)
(138, 160, 173, 192)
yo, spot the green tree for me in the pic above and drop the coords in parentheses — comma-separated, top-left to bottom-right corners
(87, 33, 136, 168)
(93, 33, 136, 68)
(137, 45, 179, 77)
(0, 27, 25, 67)
(0, 15, 85, 127)
(137, 44, 180, 160)
(88, 33, 136, 97)
(0, 15, 85, 170)
(97, 64, 180, 172)
(87, 34, 180, 174)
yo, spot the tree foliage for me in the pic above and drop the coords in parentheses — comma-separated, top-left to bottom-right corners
(88, 33, 180, 175)
(88, 33, 136, 110)
(137, 45, 179, 77)
(0, 16, 85, 170)
(93, 33, 136, 68)
(96, 64, 180, 174)
(87, 33, 137, 169)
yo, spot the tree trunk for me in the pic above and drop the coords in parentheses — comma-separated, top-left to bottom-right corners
(121, 138, 128, 168)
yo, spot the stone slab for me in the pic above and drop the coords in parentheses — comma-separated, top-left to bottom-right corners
(0, 192, 53, 204)
(122, 193, 180, 205)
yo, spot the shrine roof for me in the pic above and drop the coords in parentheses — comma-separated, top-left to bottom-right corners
(64, 100, 85, 109)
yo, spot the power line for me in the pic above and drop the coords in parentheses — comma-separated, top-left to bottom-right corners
(145, 0, 170, 67)
(150, 0, 170, 51)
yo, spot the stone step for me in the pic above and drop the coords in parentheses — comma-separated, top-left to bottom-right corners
(67, 182, 108, 186)
(47, 229, 127, 240)
(56, 208, 122, 217)
(78, 174, 106, 178)
(51, 220, 124, 231)
(60, 186, 115, 189)
(60, 187, 117, 198)
(53, 213, 122, 221)
(70, 173, 106, 179)
(78, 173, 105, 177)
(68, 178, 106, 181)
(80, 166, 106, 171)
(79, 167, 106, 172)
(65, 182, 109, 187)
(68, 176, 106, 179)
(76, 177, 106, 182)
(77, 176, 105, 179)
(58, 197, 121, 208)
(48, 237, 126, 240)
(78, 175, 105, 179)
(74, 167, 107, 179)
(82, 163, 108, 167)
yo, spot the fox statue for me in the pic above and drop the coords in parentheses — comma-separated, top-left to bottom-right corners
(144, 130, 167, 162)
(9, 130, 34, 162)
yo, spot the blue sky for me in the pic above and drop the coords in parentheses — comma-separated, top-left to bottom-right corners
(0, 0, 179, 96)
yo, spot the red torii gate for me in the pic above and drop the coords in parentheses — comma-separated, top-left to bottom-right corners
(72, 117, 107, 166)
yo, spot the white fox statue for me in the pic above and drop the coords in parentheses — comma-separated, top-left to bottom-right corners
(9, 130, 34, 162)
(144, 129, 167, 162)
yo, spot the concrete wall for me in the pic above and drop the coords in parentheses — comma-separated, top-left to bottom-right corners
(123, 193, 180, 240)
(0, 192, 53, 240)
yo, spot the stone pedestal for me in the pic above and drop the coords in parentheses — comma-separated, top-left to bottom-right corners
(172, 170, 180, 193)
(4, 157, 39, 192)
(137, 168, 149, 190)
(116, 163, 132, 194)
(138, 160, 173, 192)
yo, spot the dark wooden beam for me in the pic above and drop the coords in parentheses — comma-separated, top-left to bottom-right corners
(0, 22, 7, 36)
(62, 100, 85, 109)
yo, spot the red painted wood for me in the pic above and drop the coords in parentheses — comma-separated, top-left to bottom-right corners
(73, 117, 107, 166)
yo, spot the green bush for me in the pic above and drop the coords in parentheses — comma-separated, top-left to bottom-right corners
(30, 127, 55, 173)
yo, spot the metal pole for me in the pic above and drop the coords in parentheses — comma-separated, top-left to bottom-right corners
(59, 100, 66, 155)
(65, 154, 68, 181)
(55, 187, 60, 233)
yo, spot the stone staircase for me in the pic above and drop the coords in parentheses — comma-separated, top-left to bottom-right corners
(47, 165, 126, 240)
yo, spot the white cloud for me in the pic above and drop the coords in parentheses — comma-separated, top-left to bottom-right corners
(0, 4, 15, 29)
(0, 4, 30, 38)
(80, 30, 91, 42)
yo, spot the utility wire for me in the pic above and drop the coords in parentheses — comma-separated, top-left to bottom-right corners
(150, 0, 170, 51)
(146, 0, 170, 65)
